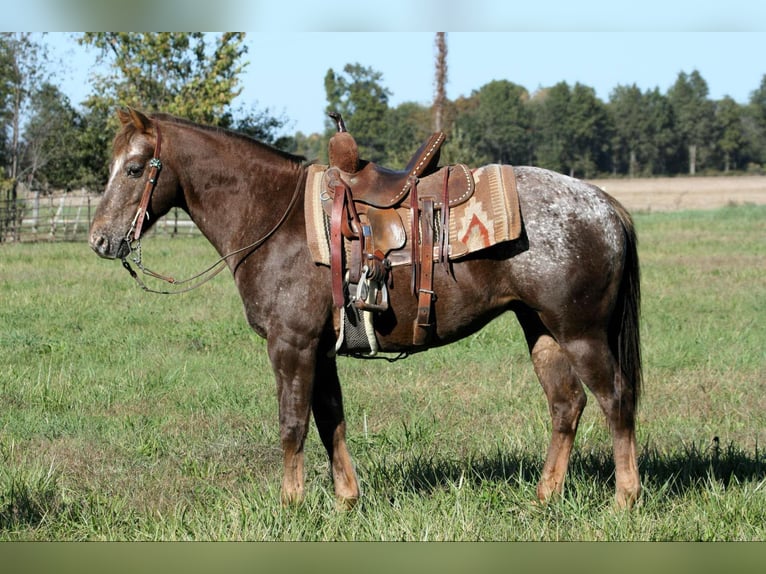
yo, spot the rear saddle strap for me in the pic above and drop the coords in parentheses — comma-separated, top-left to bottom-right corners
(410, 166, 451, 346)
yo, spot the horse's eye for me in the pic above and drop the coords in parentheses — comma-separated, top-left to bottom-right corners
(126, 163, 144, 178)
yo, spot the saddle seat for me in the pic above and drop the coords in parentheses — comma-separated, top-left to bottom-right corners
(328, 130, 474, 210)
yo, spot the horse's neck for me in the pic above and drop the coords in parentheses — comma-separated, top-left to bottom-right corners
(172, 127, 303, 257)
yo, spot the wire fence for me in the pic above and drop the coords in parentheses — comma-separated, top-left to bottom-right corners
(0, 188, 201, 244)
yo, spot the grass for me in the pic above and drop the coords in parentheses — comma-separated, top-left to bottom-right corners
(0, 205, 764, 540)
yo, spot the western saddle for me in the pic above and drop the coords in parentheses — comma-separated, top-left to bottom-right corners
(323, 112, 475, 352)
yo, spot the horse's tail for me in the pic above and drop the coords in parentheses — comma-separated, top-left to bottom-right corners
(607, 196, 643, 410)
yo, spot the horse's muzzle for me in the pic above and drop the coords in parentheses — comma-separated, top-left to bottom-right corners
(89, 231, 130, 260)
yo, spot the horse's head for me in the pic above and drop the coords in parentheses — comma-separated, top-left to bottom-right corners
(89, 108, 178, 260)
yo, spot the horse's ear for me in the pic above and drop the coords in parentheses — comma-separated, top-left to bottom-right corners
(117, 108, 132, 126)
(117, 107, 152, 133)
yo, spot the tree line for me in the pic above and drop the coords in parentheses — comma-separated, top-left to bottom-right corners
(3, 32, 766, 222)
(319, 63, 766, 179)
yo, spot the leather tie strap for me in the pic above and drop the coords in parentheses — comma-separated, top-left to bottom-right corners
(409, 176, 420, 296)
(440, 166, 451, 273)
(330, 179, 348, 309)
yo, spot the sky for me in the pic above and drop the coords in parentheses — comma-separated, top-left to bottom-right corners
(10, 1, 765, 137)
(45, 31, 766, 137)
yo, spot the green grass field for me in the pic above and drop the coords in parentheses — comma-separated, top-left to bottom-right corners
(1, 205, 764, 540)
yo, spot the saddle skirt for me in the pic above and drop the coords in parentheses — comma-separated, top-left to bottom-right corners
(305, 163, 522, 268)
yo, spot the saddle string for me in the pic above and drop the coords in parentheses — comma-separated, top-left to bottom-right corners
(121, 123, 306, 294)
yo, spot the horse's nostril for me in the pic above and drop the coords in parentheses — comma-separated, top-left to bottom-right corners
(90, 233, 108, 254)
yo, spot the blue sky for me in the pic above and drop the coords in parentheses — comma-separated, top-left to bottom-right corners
(45, 31, 766, 137)
(241, 32, 766, 135)
(16, 0, 763, 136)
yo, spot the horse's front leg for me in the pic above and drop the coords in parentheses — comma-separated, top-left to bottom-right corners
(312, 354, 360, 508)
(268, 334, 316, 505)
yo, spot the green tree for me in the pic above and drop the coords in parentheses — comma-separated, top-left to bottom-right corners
(324, 63, 391, 163)
(714, 96, 746, 173)
(743, 74, 766, 168)
(77, 33, 288, 185)
(1, 33, 49, 181)
(440, 93, 482, 167)
(568, 82, 610, 178)
(609, 84, 678, 176)
(290, 131, 324, 163)
(668, 70, 716, 175)
(0, 32, 50, 240)
(79, 32, 249, 126)
(384, 101, 433, 169)
(22, 83, 82, 190)
(530, 82, 571, 174)
(608, 84, 644, 176)
(454, 80, 532, 166)
(641, 87, 680, 175)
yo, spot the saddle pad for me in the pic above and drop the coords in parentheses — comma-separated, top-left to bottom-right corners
(304, 163, 522, 267)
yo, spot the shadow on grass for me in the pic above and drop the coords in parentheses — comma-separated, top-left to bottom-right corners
(0, 474, 64, 532)
(363, 439, 765, 500)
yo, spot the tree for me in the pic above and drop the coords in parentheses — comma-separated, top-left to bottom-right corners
(530, 82, 575, 175)
(22, 83, 82, 190)
(384, 101, 433, 169)
(76, 33, 288, 186)
(454, 80, 532, 166)
(324, 63, 391, 163)
(567, 83, 611, 178)
(290, 131, 324, 163)
(79, 33, 250, 127)
(743, 74, 766, 168)
(714, 96, 745, 172)
(433, 32, 448, 132)
(608, 84, 645, 176)
(668, 70, 716, 175)
(0, 32, 50, 241)
(640, 88, 680, 175)
(608, 84, 678, 176)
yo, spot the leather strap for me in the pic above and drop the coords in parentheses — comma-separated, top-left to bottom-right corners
(331, 179, 348, 308)
(132, 123, 163, 241)
(409, 176, 420, 295)
(329, 172, 363, 308)
(414, 198, 435, 345)
(440, 166, 451, 272)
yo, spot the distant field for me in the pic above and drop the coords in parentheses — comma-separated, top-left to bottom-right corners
(1, 201, 764, 541)
(588, 174, 766, 212)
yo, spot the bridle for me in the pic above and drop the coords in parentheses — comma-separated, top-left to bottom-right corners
(125, 123, 163, 245)
(120, 121, 305, 294)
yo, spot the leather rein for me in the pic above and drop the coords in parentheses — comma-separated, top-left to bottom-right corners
(120, 121, 304, 294)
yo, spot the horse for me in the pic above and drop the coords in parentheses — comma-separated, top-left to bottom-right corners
(89, 108, 642, 509)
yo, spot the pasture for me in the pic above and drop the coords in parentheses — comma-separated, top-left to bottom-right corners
(0, 203, 764, 541)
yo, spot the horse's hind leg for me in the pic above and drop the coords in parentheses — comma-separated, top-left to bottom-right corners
(560, 336, 640, 508)
(312, 354, 360, 508)
(517, 309, 587, 503)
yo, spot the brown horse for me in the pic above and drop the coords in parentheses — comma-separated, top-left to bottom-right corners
(89, 108, 642, 508)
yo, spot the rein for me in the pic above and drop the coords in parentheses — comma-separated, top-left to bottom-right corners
(120, 122, 306, 295)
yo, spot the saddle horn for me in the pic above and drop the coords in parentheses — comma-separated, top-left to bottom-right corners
(327, 111, 358, 173)
(328, 111, 347, 133)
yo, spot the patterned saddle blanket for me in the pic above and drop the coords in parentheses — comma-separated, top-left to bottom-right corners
(305, 163, 522, 268)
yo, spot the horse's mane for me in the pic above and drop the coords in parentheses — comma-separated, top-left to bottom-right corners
(149, 112, 307, 165)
